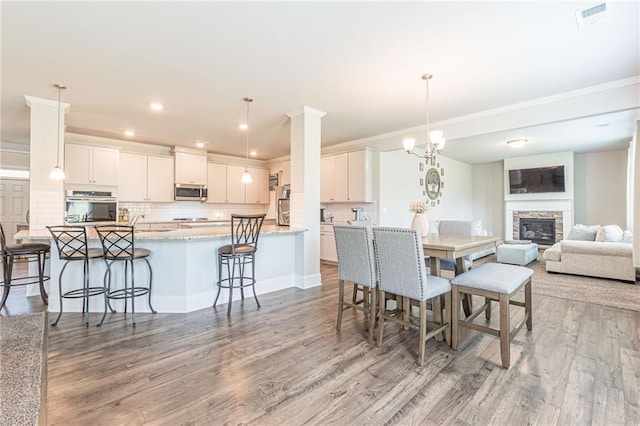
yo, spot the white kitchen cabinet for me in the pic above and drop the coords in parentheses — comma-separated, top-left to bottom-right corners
(225, 165, 246, 203)
(347, 150, 373, 202)
(321, 150, 372, 203)
(206, 163, 228, 203)
(320, 224, 337, 263)
(65, 144, 119, 186)
(222, 165, 270, 204)
(118, 153, 173, 202)
(245, 167, 270, 204)
(174, 152, 207, 185)
(321, 154, 348, 203)
(282, 160, 291, 185)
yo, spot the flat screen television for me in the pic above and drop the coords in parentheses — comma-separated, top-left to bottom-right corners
(508, 165, 565, 194)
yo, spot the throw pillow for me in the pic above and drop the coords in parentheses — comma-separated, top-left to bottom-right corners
(567, 224, 600, 241)
(595, 224, 624, 242)
(621, 230, 633, 244)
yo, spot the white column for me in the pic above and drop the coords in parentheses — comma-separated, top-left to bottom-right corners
(24, 95, 69, 230)
(286, 106, 326, 289)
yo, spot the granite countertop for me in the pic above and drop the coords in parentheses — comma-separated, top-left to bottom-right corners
(15, 225, 305, 242)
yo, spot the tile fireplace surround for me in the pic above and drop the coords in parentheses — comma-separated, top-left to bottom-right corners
(512, 210, 564, 243)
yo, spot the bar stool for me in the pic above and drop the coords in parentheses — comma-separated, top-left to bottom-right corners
(95, 224, 156, 326)
(47, 225, 107, 327)
(0, 223, 50, 311)
(213, 214, 265, 316)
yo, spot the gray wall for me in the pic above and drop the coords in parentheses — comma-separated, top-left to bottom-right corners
(574, 149, 627, 228)
(471, 161, 504, 238)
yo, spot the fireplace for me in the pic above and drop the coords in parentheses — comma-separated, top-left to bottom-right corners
(519, 218, 556, 245)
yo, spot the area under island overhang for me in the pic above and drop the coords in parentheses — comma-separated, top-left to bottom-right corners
(16, 225, 310, 314)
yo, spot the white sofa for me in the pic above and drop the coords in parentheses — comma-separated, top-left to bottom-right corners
(543, 224, 636, 282)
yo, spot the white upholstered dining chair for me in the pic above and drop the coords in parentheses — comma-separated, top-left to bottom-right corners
(333, 225, 377, 344)
(372, 227, 451, 366)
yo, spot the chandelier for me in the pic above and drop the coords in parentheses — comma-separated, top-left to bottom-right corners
(402, 74, 446, 161)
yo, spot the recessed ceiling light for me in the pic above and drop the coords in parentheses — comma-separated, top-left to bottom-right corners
(195, 140, 209, 148)
(506, 138, 528, 148)
(596, 123, 610, 128)
(124, 130, 135, 137)
(239, 123, 249, 130)
(250, 150, 257, 157)
(149, 102, 164, 111)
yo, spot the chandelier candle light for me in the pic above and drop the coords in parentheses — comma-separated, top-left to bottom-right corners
(403, 74, 446, 161)
(240, 97, 253, 184)
(50, 83, 67, 180)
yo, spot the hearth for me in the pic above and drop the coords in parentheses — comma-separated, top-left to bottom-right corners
(519, 218, 556, 245)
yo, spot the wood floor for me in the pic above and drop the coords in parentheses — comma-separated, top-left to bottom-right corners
(3, 262, 640, 425)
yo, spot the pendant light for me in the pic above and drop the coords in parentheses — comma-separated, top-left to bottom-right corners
(240, 97, 253, 184)
(402, 74, 446, 161)
(49, 83, 66, 180)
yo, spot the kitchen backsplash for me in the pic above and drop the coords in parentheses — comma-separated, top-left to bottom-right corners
(119, 202, 268, 222)
(320, 203, 377, 224)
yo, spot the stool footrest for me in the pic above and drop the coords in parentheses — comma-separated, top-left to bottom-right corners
(61, 287, 106, 299)
(458, 319, 500, 337)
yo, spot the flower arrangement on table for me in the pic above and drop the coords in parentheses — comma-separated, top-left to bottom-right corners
(408, 200, 429, 213)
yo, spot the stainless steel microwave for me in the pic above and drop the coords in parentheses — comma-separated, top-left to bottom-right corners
(174, 184, 207, 201)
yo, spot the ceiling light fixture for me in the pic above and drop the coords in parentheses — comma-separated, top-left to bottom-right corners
(49, 83, 66, 180)
(403, 73, 446, 161)
(195, 140, 208, 149)
(506, 138, 528, 148)
(240, 97, 253, 184)
(149, 102, 164, 111)
(124, 130, 135, 137)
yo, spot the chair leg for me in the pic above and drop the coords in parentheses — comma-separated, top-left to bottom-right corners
(352, 285, 358, 304)
(38, 252, 48, 305)
(104, 260, 116, 314)
(227, 258, 235, 317)
(368, 287, 376, 345)
(402, 296, 409, 330)
(213, 255, 223, 308)
(499, 292, 511, 368)
(250, 255, 260, 308)
(239, 257, 245, 300)
(462, 294, 472, 317)
(377, 290, 386, 347)
(485, 297, 491, 320)
(83, 258, 90, 326)
(444, 292, 451, 346)
(433, 295, 443, 342)
(130, 259, 137, 327)
(525, 279, 532, 331)
(0, 255, 11, 311)
(418, 300, 427, 366)
(52, 261, 70, 327)
(451, 285, 460, 350)
(336, 279, 345, 331)
(144, 258, 157, 314)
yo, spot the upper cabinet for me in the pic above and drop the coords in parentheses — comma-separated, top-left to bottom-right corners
(206, 163, 228, 203)
(321, 149, 372, 203)
(210, 164, 270, 204)
(245, 167, 270, 204)
(174, 151, 207, 185)
(118, 153, 173, 202)
(321, 153, 348, 202)
(65, 144, 119, 186)
(282, 160, 291, 186)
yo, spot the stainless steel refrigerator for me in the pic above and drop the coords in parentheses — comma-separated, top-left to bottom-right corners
(277, 198, 290, 226)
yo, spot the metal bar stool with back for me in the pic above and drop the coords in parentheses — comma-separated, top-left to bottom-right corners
(0, 223, 50, 311)
(47, 225, 108, 326)
(94, 224, 156, 326)
(213, 214, 266, 316)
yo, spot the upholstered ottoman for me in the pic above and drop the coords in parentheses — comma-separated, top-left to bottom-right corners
(497, 242, 538, 265)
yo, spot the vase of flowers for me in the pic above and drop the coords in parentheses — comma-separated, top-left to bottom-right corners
(409, 200, 430, 237)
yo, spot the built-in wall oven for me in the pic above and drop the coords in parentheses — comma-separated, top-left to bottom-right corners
(65, 190, 117, 223)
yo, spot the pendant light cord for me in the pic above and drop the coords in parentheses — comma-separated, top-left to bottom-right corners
(56, 85, 62, 166)
(424, 74, 431, 153)
(245, 98, 250, 169)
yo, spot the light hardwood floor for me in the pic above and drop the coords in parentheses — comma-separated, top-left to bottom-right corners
(3, 261, 640, 425)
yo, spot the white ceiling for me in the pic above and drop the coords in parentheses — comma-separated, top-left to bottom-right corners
(2, 1, 639, 164)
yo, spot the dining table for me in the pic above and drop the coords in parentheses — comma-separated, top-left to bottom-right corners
(421, 233, 500, 316)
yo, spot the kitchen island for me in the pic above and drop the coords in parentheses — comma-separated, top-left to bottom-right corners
(16, 225, 306, 314)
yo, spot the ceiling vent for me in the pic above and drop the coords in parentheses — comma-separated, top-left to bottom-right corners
(575, 2, 610, 29)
